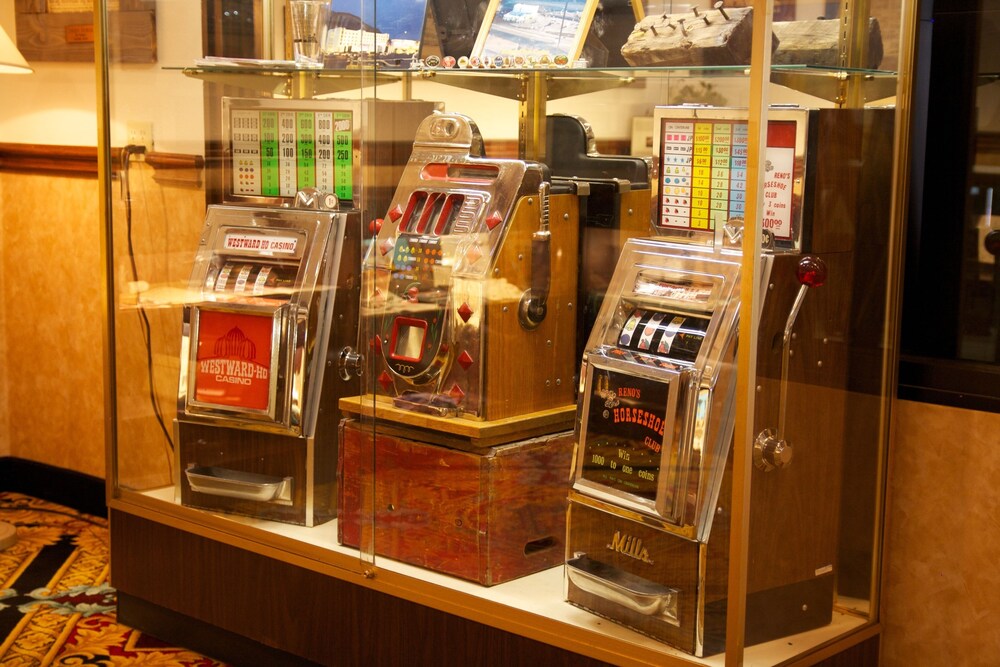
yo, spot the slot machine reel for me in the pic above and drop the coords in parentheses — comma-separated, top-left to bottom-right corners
(754, 254, 828, 471)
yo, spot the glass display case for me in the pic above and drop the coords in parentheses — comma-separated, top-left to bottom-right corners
(98, 0, 915, 664)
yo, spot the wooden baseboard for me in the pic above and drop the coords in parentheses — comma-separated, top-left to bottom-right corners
(0, 457, 106, 518)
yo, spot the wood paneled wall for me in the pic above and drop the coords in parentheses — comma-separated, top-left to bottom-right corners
(0, 169, 104, 476)
(883, 399, 1000, 666)
(0, 146, 204, 481)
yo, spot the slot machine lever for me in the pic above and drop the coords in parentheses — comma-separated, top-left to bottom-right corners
(519, 182, 552, 330)
(754, 255, 827, 472)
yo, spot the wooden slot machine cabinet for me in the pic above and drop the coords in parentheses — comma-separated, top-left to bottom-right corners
(544, 112, 654, 365)
(565, 105, 893, 655)
(337, 111, 584, 584)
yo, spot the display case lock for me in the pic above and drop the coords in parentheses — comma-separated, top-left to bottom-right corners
(755, 255, 828, 471)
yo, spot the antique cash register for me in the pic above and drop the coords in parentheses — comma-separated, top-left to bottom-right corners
(566, 105, 892, 654)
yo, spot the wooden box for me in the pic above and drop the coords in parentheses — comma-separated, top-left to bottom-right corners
(338, 419, 574, 586)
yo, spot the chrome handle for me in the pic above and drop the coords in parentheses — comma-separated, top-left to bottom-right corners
(756, 255, 827, 471)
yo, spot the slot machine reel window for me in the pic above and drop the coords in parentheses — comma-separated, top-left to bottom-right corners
(603, 271, 720, 367)
(201, 227, 307, 301)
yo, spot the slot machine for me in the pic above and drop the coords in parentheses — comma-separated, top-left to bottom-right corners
(565, 105, 893, 654)
(174, 96, 437, 526)
(176, 192, 359, 526)
(362, 111, 580, 428)
(336, 111, 583, 584)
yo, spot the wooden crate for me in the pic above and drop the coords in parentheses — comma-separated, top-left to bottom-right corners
(338, 419, 575, 586)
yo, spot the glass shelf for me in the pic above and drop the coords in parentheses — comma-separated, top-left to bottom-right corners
(170, 63, 897, 104)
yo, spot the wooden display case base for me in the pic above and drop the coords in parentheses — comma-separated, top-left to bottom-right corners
(337, 419, 574, 585)
(109, 510, 613, 667)
(109, 508, 880, 666)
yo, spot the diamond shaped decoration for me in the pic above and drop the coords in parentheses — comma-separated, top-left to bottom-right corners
(457, 350, 474, 370)
(379, 237, 395, 256)
(378, 370, 394, 392)
(464, 243, 483, 266)
(485, 211, 503, 231)
(457, 302, 474, 323)
(388, 204, 403, 222)
(448, 383, 465, 401)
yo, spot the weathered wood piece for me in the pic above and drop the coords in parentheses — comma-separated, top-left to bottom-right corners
(772, 18, 884, 69)
(621, 6, 767, 67)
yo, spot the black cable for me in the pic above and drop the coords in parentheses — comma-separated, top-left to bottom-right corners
(121, 146, 175, 453)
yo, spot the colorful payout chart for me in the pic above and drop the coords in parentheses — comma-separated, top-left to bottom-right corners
(230, 108, 354, 202)
(657, 117, 798, 241)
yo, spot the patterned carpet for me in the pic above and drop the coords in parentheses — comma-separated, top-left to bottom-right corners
(0, 492, 228, 666)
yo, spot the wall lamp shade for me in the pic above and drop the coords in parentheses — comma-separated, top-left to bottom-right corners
(0, 24, 33, 74)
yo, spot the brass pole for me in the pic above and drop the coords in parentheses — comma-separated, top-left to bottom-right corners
(725, 0, 774, 663)
(94, 0, 117, 505)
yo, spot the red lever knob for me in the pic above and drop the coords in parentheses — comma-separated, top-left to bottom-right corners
(985, 230, 1000, 257)
(369, 218, 383, 235)
(796, 255, 828, 288)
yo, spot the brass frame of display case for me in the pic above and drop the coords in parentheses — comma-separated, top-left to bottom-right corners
(97, 0, 918, 663)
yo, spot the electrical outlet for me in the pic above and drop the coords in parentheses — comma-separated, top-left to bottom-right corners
(126, 121, 153, 150)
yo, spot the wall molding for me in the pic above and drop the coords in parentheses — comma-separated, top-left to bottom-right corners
(0, 143, 204, 186)
(0, 143, 102, 176)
